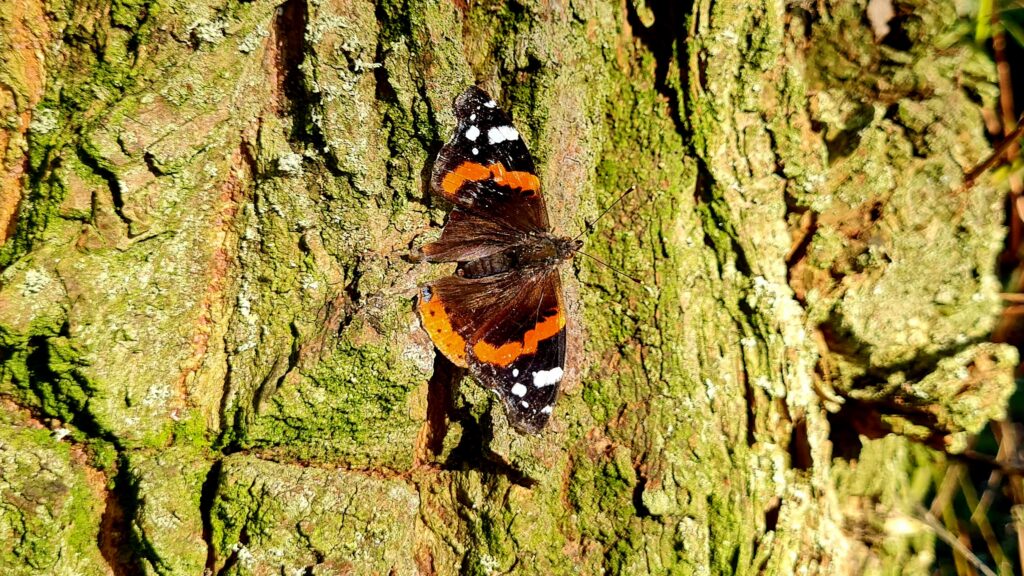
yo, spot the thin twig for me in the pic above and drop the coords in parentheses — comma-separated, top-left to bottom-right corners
(949, 449, 1024, 475)
(964, 113, 1024, 188)
(999, 292, 1024, 303)
(998, 304, 1024, 316)
(992, 8, 1023, 257)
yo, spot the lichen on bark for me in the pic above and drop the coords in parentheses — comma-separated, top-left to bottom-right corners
(0, 0, 1017, 573)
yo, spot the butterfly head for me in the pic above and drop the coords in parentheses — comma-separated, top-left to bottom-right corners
(554, 237, 583, 261)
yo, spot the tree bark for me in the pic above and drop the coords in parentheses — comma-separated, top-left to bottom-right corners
(0, 0, 1016, 574)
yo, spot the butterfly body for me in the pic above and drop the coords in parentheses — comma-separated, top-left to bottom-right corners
(456, 235, 579, 279)
(417, 86, 574, 433)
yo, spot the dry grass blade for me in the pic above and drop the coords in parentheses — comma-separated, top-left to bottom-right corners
(992, 9, 1023, 254)
(956, 469, 1012, 575)
(930, 462, 963, 517)
(916, 503, 999, 576)
(997, 421, 1024, 572)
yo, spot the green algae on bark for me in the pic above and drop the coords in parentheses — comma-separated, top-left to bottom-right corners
(0, 403, 110, 576)
(0, 0, 1018, 573)
(208, 454, 421, 575)
(123, 447, 211, 575)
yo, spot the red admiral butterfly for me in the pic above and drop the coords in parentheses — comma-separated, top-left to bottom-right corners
(417, 86, 579, 433)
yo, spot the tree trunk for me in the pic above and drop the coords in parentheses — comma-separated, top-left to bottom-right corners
(0, 0, 1016, 574)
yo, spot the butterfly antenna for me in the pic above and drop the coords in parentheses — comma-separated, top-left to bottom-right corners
(573, 185, 636, 241)
(573, 248, 642, 284)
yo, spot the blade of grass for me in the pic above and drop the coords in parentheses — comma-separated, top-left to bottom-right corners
(978, 0, 995, 42)
(999, 7, 1024, 47)
(996, 421, 1024, 573)
(957, 470, 1012, 576)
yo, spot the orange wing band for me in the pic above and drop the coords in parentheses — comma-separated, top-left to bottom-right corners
(419, 292, 469, 367)
(440, 161, 540, 200)
(472, 307, 564, 367)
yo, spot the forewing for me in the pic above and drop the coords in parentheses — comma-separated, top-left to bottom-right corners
(466, 271, 566, 433)
(430, 86, 549, 232)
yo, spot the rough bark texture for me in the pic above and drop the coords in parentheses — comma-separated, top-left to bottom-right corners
(0, 0, 1017, 574)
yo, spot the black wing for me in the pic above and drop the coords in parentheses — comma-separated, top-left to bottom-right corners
(429, 86, 549, 232)
(417, 269, 566, 433)
(466, 270, 565, 433)
(419, 208, 518, 263)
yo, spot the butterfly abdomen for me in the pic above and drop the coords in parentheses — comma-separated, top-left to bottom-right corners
(458, 251, 514, 278)
(456, 236, 571, 279)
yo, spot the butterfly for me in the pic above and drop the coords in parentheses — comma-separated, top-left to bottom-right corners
(416, 86, 579, 433)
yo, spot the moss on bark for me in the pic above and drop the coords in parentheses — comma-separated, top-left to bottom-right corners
(0, 402, 110, 575)
(0, 0, 1016, 573)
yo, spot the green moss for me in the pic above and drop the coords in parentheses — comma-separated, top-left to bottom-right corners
(567, 450, 639, 545)
(831, 436, 938, 575)
(792, 1, 1012, 447)
(0, 0, 1015, 572)
(1, 0, 160, 268)
(84, 438, 119, 476)
(0, 170, 64, 269)
(125, 448, 211, 575)
(0, 405, 109, 576)
(236, 315, 424, 467)
(0, 320, 96, 429)
(171, 410, 212, 448)
(111, 0, 157, 28)
(210, 455, 421, 574)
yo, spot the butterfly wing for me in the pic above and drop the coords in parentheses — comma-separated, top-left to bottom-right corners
(417, 269, 567, 433)
(466, 270, 566, 433)
(429, 86, 549, 232)
(417, 272, 523, 368)
(419, 207, 518, 263)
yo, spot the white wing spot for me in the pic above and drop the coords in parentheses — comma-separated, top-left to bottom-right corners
(484, 100, 497, 108)
(520, 401, 529, 408)
(510, 383, 527, 397)
(541, 405, 553, 415)
(487, 125, 519, 144)
(532, 367, 563, 387)
(464, 125, 480, 141)
(512, 368, 519, 377)
(470, 113, 477, 121)
(472, 147, 478, 155)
